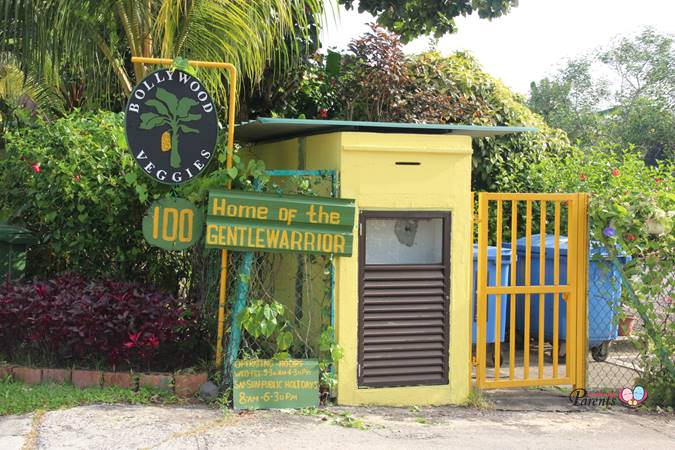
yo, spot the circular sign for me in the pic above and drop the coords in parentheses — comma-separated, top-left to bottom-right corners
(142, 197, 204, 250)
(125, 69, 218, 185)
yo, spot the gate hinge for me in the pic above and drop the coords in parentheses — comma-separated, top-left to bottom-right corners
(357, 363, 361, 378)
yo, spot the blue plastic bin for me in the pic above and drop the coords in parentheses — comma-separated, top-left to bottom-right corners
(472, 245, 512, 344)
(515, 235, 630, 348)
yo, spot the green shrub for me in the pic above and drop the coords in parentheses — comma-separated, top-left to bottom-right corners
(404, 51, 571, 192)
(0, 111, 187, 290)
(528, 146, 674, 407)
(278, 26, 571, 193)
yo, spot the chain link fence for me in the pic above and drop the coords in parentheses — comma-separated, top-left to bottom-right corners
(192, 171, 337, 373)
(586, 256, 673, 390)
(585, 255, 641, 389)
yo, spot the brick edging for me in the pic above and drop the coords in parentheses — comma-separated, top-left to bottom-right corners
(0, 365, 208, 399)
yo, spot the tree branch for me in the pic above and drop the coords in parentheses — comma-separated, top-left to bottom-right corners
(96, 35, 133, 95)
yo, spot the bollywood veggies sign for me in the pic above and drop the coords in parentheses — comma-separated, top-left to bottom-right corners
(205, 190, 356, 256)
(125, 69, 217, 185)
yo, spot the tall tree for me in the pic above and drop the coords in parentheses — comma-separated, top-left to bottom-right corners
(0, 1, 326, 109)
(600, 28, 675, 107)
(528, 58, 609, 145)
(529, 28, 675, 163)
(340, 0, 518, 42)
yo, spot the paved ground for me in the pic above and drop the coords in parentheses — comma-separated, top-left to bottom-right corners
(1, 401, 672, 450)
(478, 338, 641, 389)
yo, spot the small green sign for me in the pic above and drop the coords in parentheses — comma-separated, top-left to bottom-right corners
(142, 197, 203, 250)
(233, 359, 319, 410)
(205, 190, 355, 256)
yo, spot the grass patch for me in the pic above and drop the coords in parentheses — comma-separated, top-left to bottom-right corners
(0, 377, 178, 416)
(465, 388, 493, 410)
(298, 407, 370, 430)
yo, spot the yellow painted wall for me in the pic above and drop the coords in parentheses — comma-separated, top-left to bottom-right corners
(249, 133, 342, 171)
(336, 132, 472, 406)
(249, 131, 473, 406)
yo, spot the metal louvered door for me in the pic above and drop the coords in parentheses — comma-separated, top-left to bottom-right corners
(358, 211, 450, 388)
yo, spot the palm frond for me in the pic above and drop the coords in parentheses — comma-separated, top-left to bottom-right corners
(0, 0, 331, 111)
(0, 51, 64, 119)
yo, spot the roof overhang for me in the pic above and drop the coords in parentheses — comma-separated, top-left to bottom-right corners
(234, 117, 537, 144)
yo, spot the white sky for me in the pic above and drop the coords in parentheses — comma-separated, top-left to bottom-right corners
(321, 0, 675, 94)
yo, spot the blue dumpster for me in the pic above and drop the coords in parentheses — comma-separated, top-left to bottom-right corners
(472, 245, 512, 345)
(515, 235, 631, 359)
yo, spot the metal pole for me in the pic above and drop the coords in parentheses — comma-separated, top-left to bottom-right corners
(130, 56, 237, 372)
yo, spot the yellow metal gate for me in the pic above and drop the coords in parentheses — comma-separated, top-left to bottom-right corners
(471, 193, 589, 389)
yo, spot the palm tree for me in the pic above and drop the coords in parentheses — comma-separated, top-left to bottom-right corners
(0, 52, 62, 139)
(0, 0, 328, 109)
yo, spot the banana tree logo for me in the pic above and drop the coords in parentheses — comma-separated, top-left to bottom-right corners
(125, 69, 217, 185)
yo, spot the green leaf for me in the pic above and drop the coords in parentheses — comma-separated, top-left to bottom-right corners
(326, 50, 341, 75)
(259, 321, 269, 337)
(276, 331, 293, 351)
(146, 99, 170, 116)
(226, 167, 238, 179)
(180, 113, 202, 122)
(139, 113, 166, 130)
(179, 124, 199, 134)
(172, 57, 196, 75)
(176, 97, 199, 118)
(156, 88, 179, 114)
(272, 351, 290, 360)
(114, 129, 127, 150)
(124, 172, 137, 184)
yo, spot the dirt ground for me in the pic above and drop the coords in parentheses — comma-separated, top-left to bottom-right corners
(1, 402, 673, 450)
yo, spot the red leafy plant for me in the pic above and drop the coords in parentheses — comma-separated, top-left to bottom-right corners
(0, 273, 190, 369)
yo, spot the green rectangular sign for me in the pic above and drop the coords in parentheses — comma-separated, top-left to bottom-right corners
(233, 359, 319, 410)
(206, 190, 355, 256)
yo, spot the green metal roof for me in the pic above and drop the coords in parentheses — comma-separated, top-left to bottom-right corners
(234, 117, 536, 143)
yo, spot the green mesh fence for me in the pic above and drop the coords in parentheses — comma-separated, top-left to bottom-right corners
(195, 171, 338, 371)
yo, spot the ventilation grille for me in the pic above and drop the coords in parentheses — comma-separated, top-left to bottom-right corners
(359, 265, 449, 387)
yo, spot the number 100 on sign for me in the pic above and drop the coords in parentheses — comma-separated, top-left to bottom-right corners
(142, 197, 204, 250)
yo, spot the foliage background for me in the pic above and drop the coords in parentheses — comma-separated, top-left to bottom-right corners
(275, 25, 571, 192)
(0, 111, 188, 289)
(528, 147, 674, 406)
(529, 28, 675, 164)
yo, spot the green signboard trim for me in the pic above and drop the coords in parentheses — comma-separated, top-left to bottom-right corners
(233, 359, 319, 410)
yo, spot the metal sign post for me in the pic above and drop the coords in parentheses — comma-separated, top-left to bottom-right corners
(130, 56, 237, 372)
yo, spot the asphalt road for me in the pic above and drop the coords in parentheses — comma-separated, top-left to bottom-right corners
(1, 403, 672, 450)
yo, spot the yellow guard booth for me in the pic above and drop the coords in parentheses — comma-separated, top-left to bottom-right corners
(236, 118, 531, 406)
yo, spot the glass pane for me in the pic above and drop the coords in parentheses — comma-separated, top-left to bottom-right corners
(365, 217, 444, 265)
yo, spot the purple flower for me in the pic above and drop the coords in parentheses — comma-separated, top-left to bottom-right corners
(603, 227, 616, 238)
